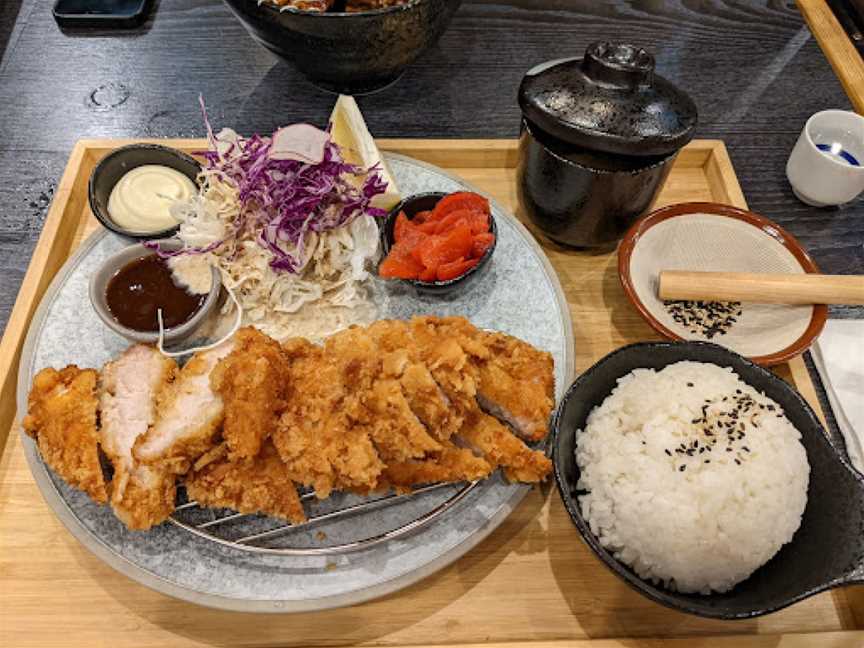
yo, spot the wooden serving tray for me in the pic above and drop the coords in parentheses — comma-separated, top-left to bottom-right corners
(798, 0, 864, 113)
(0, 139, 861, 647)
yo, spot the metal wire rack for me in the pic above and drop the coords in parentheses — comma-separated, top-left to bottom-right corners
(169, 480, 480, 556)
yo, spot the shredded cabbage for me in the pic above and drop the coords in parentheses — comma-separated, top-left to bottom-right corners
(151, 107, 388, 342)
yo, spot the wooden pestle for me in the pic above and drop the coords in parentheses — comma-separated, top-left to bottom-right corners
(658, 271, 864, 305)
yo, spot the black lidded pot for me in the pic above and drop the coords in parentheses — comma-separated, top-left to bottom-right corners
(516, 42, 698, 248)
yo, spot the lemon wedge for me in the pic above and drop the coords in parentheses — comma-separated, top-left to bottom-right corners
(329, 95, 401, 211)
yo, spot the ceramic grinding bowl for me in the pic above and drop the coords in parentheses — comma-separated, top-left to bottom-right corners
(552, 341, 864, 619)
(618, 202, 827, 365)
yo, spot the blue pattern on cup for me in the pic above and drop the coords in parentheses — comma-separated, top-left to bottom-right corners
(816, 143, 861, 166)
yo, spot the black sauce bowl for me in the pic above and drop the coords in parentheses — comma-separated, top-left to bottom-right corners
(88, 144, 201, 240)
(552, 341, 864, 619)
(379, 192, 497, 297)
(221, 0, 463, 95)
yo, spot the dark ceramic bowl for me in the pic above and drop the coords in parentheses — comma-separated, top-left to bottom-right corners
(89, 144, 201, 240)
(221, 0, 463, 95)
(516, 119, 675, 249)
(379, 192, 497, 296)
(552, 340, 864, 619)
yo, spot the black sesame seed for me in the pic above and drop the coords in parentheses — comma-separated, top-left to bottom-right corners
(679, 465, 686, 472)
(734, 459, 741, 465)
(665, 449, 671, 456)
(687, 382, 694, 387)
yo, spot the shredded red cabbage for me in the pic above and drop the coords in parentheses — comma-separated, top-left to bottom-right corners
(148, 101, 387, 274)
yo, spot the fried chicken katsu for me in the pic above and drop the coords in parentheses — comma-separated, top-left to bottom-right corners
(100, 345, 177, 529)
(134, 340, 235, 473)
(383, 445, 492, 491)
(23, 366, 108, 503)
(369, 321, 464, 441)
(457, 411, 552, 483)
(326, 327, 442, 462)
(185, 441, 306, 524)
(417, 317, 555, 440)
(23, 316, 555, 531)
(273, 337, 385, 498)
(211, 327, 290, 461)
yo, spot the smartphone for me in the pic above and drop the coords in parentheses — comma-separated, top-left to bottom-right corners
(53, 0, 151, 28)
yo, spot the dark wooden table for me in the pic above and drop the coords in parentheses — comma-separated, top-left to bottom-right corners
(0, 0, 861, 323)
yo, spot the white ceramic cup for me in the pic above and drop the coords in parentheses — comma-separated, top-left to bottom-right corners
(786, 109, 864, 207)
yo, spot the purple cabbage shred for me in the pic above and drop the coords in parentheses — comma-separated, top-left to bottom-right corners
(148, 102, 388, 274)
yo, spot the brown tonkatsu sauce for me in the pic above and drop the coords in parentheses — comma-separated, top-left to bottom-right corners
(106, 254, 205, 332)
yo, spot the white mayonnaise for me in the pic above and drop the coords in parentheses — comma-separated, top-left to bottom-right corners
(107, 165, 196, 233)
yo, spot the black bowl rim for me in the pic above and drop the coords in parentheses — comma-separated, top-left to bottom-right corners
(88, 143, 202, 240)
(521, 118, 678, 175)
(551, 339, 864, 619)
(257, 0, 427, 19)
(378, 191, 498, 289)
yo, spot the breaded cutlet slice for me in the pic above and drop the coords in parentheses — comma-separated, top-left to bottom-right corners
(407, 317, 481, 416)
(185, 440, 306, 524)
(414, 316, 555, 441)
(368, 320, 464, 442)
(472, 330, 554, 442)
(456, 411, 551, 483)
(23, 366, 108, 503)
(382, 444, 493, 491)
(134, 340, 235, 475)
(211, 327, 291, 461)
(325, 326, 442, 463)
(405, 317, 552, 482)
(100, 344, 177, 530)
(273, 337, 384, 499)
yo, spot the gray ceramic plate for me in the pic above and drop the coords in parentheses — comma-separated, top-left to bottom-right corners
(16, 153, 575, 612)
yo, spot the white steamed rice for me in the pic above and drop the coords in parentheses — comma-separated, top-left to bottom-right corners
(575, 361, 809, 594)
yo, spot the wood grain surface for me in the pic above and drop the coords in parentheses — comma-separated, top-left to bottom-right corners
(798, 0, 864, 112)
(0, 138, 858, 648)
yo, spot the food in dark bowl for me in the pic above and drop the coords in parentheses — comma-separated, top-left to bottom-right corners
(379, 191, 497, 296)
(89, 144, 202, 240)
(265, 0, 410, 11)
(89, 240, 222, 345)
(552, 341, 864, 619)
(221, 0, 463, 94)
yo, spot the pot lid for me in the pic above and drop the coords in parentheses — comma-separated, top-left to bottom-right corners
(518, 42, 698, 157)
